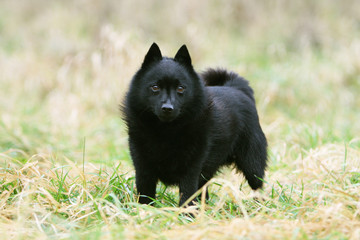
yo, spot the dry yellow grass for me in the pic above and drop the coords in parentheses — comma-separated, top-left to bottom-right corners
(1, 0, 360, 239)
(0, 144, 359, 239)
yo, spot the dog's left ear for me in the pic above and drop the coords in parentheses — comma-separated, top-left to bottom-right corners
(142, 43, 162, 68)
(174, 45, 192, 66)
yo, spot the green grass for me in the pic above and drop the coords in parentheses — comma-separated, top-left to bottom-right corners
(1, 0, 360, 239)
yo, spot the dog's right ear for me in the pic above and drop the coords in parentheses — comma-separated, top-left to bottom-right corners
(174, 45, 192, 66)
(142, 43, 162, 67)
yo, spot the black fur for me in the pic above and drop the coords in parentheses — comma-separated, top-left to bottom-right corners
(122, 43, 267, 206)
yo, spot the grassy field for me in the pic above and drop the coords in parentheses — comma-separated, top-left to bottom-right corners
(1, 0, 360, 239)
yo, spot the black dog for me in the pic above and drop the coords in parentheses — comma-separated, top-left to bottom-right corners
(122, 43, 267, 206)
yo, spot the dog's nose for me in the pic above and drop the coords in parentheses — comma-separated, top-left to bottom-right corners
(161, 103, 174, 113)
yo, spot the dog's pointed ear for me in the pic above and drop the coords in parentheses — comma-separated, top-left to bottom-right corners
(142, 43, 162, 67)
(174, 44, 192, 66)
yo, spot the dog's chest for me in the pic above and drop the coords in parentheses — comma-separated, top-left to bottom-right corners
(146, 137, 200, 184)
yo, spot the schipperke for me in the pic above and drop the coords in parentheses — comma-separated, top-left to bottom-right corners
(122, 43, 267, 206)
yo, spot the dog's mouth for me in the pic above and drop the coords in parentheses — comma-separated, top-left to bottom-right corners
(157, 113, 177, 122)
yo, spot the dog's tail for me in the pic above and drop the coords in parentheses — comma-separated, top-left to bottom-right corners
(201, 68, 254, 101)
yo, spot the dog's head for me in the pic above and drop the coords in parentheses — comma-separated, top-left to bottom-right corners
(132, 43, 203, 123)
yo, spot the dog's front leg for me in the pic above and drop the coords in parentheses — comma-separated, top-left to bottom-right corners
(136, 170, 157, 204)
(179, 171, 200, 207)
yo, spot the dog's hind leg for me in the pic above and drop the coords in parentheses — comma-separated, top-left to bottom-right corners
(234, 131, 267, 190)
(197, 173, 211, 201)
(196, 164, 221, 201)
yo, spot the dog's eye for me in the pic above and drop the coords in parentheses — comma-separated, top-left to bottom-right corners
(177, 85, 185, 94)
(151, 85, 160, 92)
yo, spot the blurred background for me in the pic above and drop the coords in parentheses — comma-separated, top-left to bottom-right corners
(0, 0, 359, 164)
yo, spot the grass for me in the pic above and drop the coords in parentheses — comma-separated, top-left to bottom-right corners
(1, 0, 360, 239)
